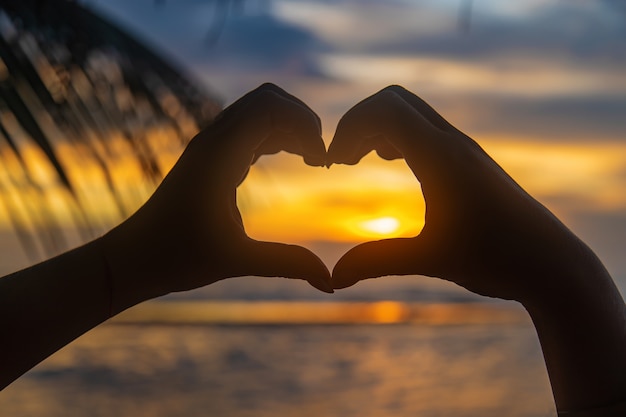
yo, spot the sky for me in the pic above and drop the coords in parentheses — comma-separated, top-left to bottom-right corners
(83, 0, 626, 286)
(1, 0, 625, 297)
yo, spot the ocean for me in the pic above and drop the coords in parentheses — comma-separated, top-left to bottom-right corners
(0, 303, 556, 417)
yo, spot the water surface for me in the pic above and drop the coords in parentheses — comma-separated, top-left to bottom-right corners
(1, 320, 555, 417)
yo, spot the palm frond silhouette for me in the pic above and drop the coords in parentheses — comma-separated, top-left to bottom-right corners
(0, 0, 221, 261)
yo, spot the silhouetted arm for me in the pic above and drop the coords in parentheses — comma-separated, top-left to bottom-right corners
(0, 241, 111, 390)
(0, 83, 332, 390)
(525, 263, 626, 416)
(328, 85, 626, 415)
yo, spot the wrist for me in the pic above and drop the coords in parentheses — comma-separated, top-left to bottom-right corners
(521, 260, 626, 412)
(520, 254, 623, 333)
(517, 233, 615, 309)
(98, 224, 170, 316)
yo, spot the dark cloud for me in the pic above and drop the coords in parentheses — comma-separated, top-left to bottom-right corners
(88, 1, 211, 60)
(359, 2, 626, 143)
(445, 94, 626, 141)
(202, 13, 330, 75)
(371, 3, 626, 67)
(89, 0, 626, 142)
(602, 0, 626, 16)
(90, 1, 330, 77)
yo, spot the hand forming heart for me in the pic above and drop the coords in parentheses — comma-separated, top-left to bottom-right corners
(7, 84, 626, 411)
(0, 85, 626, 416)
(103, 83, 593, 312)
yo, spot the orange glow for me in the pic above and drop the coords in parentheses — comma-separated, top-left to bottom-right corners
(478, 138, 626, 211)
(237, 152, 425, 243)
(112, 300, 528, 325)
(358, 217, 400, 236)
(3, 136, 626, 244)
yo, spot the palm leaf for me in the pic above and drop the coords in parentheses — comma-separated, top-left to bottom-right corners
(0, 0, 221, 259)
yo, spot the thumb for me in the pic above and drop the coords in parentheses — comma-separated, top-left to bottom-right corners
(332, 237, 433, 289)
(242, 240, 333, 293)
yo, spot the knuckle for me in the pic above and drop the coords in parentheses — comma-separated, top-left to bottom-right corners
(256, 82, 280, 92)
(255, 83, 289, 99)
(254, 88, 281, 102)
(247, 89, 284, 112)
(375, 89, 402, 104)
(382, 84, 408, 94)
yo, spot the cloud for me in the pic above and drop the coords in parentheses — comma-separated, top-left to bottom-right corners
(318, 54, 626, 98)
(439, 94, 626, 142)
(201, 12, 329, 76)
(88, 0, 220, 65)
(89, 0, 337, 102)
(368, 2, 626, 64)
(291, 1, 626, 144)
(601, 0, 626, 17)
(89, 0, 331, 90)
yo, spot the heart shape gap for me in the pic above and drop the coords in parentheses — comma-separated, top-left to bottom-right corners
(237, 152, 426, 254)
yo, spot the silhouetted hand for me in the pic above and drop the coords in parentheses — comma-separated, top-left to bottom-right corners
(328, 86, 626, 413)
(102, 84, 332, 313)
(0, 84, 334, 390)
(328, 85, 604, 304)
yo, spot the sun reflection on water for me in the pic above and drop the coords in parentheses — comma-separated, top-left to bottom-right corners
(112, 300, 528, 326)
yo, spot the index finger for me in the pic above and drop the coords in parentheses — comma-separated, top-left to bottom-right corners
(382, 85, 460, 134)
(218, 83, 322, 133)
(327, 88, 448, 176)
(215, 83, 325, 166)
(191, 85, 326, 186)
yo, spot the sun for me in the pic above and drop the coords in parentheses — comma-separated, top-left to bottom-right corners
(359, 216, 401, 236)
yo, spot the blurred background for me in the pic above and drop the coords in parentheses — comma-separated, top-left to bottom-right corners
(0, 0, 624, 415)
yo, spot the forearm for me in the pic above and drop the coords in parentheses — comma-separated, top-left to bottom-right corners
(523, 256, 626, 414)
(0, 238, 115, 389)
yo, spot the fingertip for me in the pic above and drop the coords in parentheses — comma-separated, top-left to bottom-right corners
(307, 279, 334, 294)
(331, 238, 421, 289)
(331, 248, 367, 290)
(330, 269, 360, 290)
(247, 241, 333, 293)
(327, 120, 379, 166)
(299, 250, 334, 293)
(326, 139, 361, 166)
(326, 121, 353, 165)
(303, 154, 326, 167)
(301, 134, 327, 167)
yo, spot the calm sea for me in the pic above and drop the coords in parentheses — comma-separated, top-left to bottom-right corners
(0, 304, 556, 417)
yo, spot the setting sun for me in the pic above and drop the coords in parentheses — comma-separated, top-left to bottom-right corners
(237, 153, 425, 243)
(359, 217, 400, 236)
